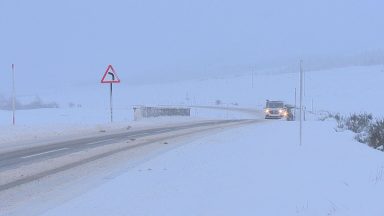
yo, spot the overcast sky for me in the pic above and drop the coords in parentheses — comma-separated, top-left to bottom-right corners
(0, 0, 383, 94)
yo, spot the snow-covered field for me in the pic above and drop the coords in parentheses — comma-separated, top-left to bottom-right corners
(2, 65, 384, 215)
(40, 120, 384, 216)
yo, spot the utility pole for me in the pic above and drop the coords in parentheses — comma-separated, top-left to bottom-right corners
(294, 88, 297, 120)
(12, 64, 16, 125)
(303, 65, 306, 96)
(299, 60, 303, 146)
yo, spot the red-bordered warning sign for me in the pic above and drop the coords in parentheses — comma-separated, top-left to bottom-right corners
(101, 65, 121, 83)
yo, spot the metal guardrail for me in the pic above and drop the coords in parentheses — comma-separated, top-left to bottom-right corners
(133, 106, 191, 120)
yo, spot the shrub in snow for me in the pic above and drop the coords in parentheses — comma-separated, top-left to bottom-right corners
(345, 113, 373, 133)
(318, 111, 338, 121)
(355, 132, 368, 144)
(330, 112, 384, 152)
(366, 119, 384, 151)
(333, 113, 346, 131)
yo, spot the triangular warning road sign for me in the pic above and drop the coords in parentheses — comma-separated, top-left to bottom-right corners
(101, 65, 121, 83)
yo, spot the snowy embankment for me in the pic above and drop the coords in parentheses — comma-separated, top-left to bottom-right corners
(41, 120, 384, 216)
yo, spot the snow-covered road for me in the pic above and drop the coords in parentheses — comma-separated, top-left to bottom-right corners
(0, 119, 257, 191)
(0, 118, 261, 216)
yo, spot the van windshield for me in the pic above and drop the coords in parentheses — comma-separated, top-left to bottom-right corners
(266, 102, 284, 108)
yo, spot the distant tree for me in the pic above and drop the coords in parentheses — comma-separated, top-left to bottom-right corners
(68, 102, 75, 108)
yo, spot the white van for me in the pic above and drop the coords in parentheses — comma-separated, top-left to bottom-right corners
(264, 100, 287, 119)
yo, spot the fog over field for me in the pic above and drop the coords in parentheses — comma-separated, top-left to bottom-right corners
(3, 1, 384, 216)
(0, 0, 384, 97)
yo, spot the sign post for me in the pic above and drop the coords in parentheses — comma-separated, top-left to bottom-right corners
(101, 65, 121, 123)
